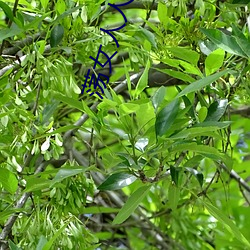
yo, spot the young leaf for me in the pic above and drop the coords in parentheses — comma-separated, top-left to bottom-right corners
(50, 24, 64, 47)
(158, 1, 168, 24)
(42, 223, 69, 250)
(168, 47, 200, 65)
(112, 185, 151, 224)
(98, 172, 137, 191)
(168, 182, 180, 210)
(155, 98, 179, 137)
(0, 168, 18, 194)
(205, 49, 225, 75)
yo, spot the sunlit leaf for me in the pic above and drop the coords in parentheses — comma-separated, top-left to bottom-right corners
(0, 168, 18, 194)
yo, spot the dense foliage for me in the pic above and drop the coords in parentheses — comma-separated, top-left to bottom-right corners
(1, 0, 250, 249)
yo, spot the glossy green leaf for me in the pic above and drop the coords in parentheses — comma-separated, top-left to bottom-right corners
(177, 70, 230, 98)
(98, 172, 137, 191)
(151, 86, 166, 111)
(112, 185, 151, 224)
(170, 166, 181, 186)
(205, 99, 228, 122)
(50, 24, 64, 47)
(203, 201, 250, 248)
(200, 28, 247, 58)
(0, 168, 18, 194)
(205, 49, 225, 75)
(155, 99, 179, 137)
(185, 167, 204, 187)
(168, 182, 180, 210)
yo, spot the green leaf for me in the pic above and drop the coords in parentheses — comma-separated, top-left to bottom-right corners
(232, 0, 250, 4)
(200, 28, 247, 58)
(98, 172, 137, 191)
(198, 106, 208, 122)
(0, 209, 23, 223)
(24, 177, 51, 192)
(0, 168, 18, 194)
(168, 182, 180, 210)
(170, 166, 180, 186)
(156, 68, 195, 83)
(168, 47, 200, 65)
(170, 126, 220, 139)
(53, 92, 85, 112)
(50, 24, 64, 47)
(0, 25, 23, 42)
(112, 185, 151, 224)
(158, 2, 168, 24)
(151, 86, 166, 111)
(205, 99, 228, 122)
(40, 0, 49, 9)
(119, 103, 140, 115)
(134, 59, 150, 98)
(176, 70, 231, 98)
(80, 206, 120, 214)
(185, 167, 204, 187)
(36, 236, 48, 250)
(0, 2, 14, 21)
(205, 49, 225, 75)
(155, 99, 179, 137)
(135, 27, 157, 49)
(9, 241, 22, 250)
(194, 121, 231, 129)
(51, 166, 86, 186)
(42, 223, 69, 250)
(203, 201, 250, 248)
